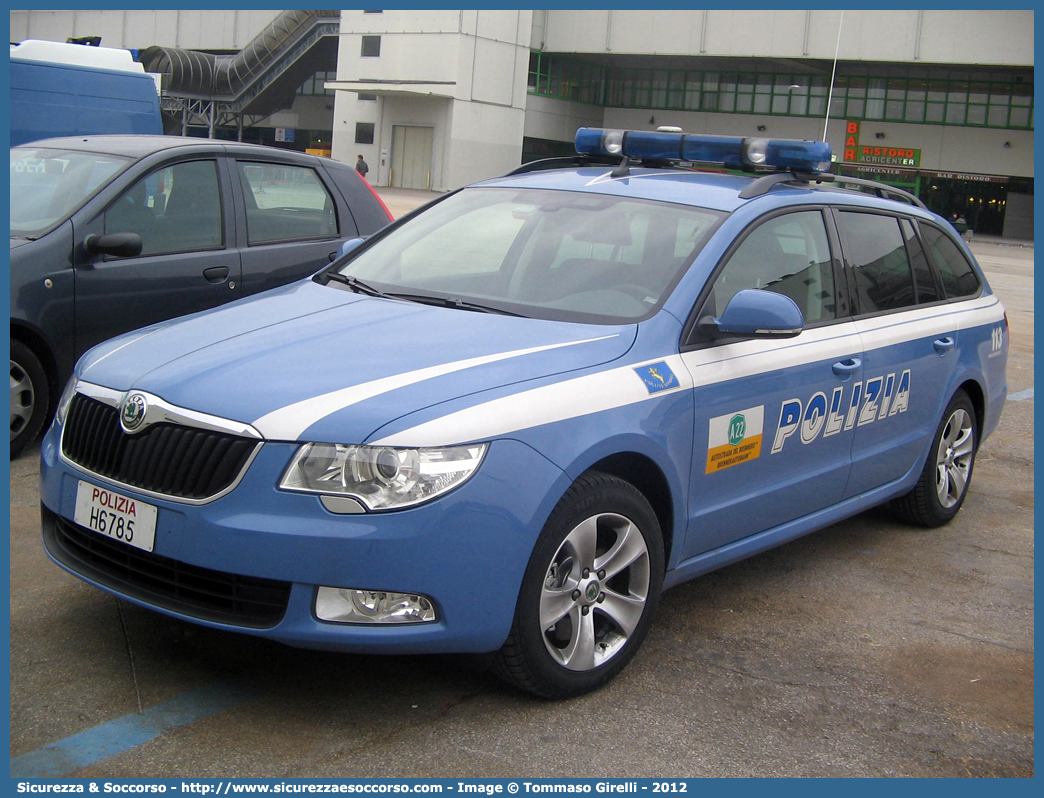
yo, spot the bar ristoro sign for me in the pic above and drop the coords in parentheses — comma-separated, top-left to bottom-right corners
(843, 121, 921, 168)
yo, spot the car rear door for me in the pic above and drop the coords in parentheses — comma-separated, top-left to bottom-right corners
(73, 156, 242, 357)
(231, 157, 353, 298)
(832, 210, 960, 499)
(680, 208, 861, 559)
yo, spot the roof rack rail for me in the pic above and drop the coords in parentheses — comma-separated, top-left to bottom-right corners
(738, 171, 816, 198)
(506, 154, 621, 176)
(739, 170, 927, 210)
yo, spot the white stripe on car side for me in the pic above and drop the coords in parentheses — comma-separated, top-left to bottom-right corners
(857, 296, 1004, 351)
(252, 335, 620, 440)
(373, 355, 692, 448)
(371, 296, 1003, 448)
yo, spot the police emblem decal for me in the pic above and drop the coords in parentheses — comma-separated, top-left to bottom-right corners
(635, 362, 678, 394)
(121, 393, 148, 433)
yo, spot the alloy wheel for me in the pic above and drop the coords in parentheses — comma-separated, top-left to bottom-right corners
(539, 512, 651, 671)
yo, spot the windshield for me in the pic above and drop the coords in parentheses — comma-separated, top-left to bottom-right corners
(11, 147, 131, 237)
(333, 187, 722, 323)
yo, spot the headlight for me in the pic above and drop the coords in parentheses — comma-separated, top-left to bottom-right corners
(280, 442, 487, 511)
(55, 378, 78, 426)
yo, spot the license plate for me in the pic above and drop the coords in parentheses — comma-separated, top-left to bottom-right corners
(74, 481, 158, 553)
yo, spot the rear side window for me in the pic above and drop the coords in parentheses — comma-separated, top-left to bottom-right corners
(921, 224, 982, 299)
(901, 219, 941, 304)
(237, 162, 338, 245)
(838, 212, 916, 314)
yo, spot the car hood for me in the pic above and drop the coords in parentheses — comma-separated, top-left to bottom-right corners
(78, 280, 637, 444)
(10, 237, 32, 250)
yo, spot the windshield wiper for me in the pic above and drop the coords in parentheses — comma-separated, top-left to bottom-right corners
(386, 293, 524, 316)
(322, 274, 522, 316)
(324, 272, 386, 297)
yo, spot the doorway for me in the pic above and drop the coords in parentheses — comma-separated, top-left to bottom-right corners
(390, 125, 434, 190)
(921, 177, 1011, 236)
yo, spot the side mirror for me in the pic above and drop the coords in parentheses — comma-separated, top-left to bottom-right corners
(338, 237, 366, 259)
(710, 289, 804, 339)
(83, 232, 143, 259)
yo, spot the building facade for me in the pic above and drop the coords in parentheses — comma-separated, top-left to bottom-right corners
(10, 8, 1034, 236)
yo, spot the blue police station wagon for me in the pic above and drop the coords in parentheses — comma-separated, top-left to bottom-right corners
(40, 128, 1008, 698)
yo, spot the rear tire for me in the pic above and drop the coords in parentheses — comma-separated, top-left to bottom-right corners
(493, 472, 664, 698)
(10, 340, 50, 458)
(893, 390, 977, 527)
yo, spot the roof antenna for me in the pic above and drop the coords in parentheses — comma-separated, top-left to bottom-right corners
(610, 156, 632, 178)
(823, 10, 844, 141)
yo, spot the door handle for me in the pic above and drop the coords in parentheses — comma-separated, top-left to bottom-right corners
(933, 336, 956, 355)
(203, 266, 230, 284)
(832, 357, 861, 377)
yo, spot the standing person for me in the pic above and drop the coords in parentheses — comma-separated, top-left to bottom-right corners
(355, 154, 369, 180)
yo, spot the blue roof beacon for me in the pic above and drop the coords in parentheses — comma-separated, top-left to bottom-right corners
(574, 126, 833, 173)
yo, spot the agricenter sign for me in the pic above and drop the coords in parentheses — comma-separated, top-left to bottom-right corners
(843, 121, 921, 168)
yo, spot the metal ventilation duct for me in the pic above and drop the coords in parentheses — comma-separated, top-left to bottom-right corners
(140, 10, 339, 104)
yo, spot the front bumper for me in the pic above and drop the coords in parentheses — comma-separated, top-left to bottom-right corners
(40, 427, 566, 654)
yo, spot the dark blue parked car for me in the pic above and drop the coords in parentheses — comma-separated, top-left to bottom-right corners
(10, 135, 392, 455)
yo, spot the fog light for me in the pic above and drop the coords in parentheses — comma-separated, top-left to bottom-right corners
(315, 587, 436, 624)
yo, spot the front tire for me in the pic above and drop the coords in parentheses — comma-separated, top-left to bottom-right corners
(493, 472, 664, 698)
(893, 390, 977, 527)
(10, 340, 50, 458)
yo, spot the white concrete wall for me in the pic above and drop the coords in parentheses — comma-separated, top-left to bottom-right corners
(445, 100, 526, 189)
(1002, 193, 1034, 240)
(331, 92, 447, 188)
(603, 108, 1035, 178)
(9, 9, 275, 50)
(331, 91, 381, 167)
(541, 9, 1034, 66)
(329, 9, 532, 190)
(523, 95, 605, 143)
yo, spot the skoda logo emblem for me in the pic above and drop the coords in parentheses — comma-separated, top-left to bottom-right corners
(121, 393, 148, 433)
(585, 582, 600, 602)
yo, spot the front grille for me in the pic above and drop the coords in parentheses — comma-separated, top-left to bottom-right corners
(62, 394, 258, 501)
(44, 507, 291, 629)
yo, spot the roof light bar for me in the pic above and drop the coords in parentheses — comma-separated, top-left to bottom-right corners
(575, 127, 832, 173)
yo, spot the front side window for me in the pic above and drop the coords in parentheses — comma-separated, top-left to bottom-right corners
(105, 160, 223, 255)
(921, 224, 982, 299)
(237, 162, 338, 245)
(333, 187, 722, 323)
(838, 211, 916, 314)
(705, 210, 836, 325)
(11, 147, 131, 236)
